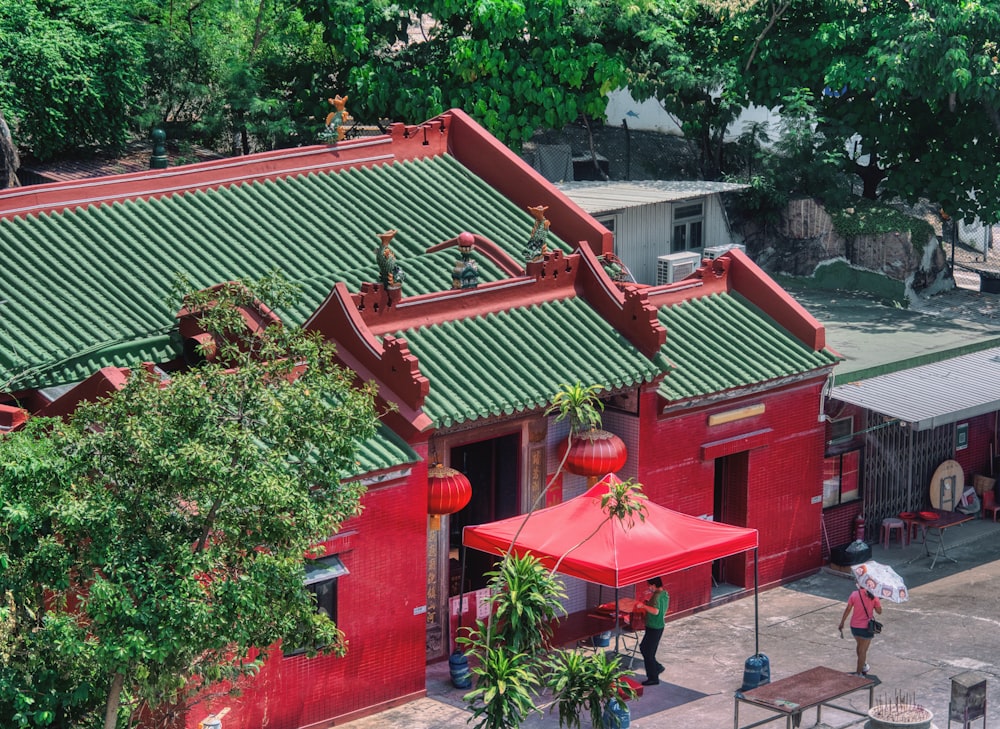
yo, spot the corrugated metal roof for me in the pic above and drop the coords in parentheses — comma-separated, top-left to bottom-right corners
(557, 180, 749, 215)
(391, 296, 670, 428)
(830, 346, 1000, 431)
(657, 292, 839, 403)
(0, 154, 568, 390)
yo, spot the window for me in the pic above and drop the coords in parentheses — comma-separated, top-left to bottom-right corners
(822, 450, 861, 507)
(671, 203, 704, 253)
(285, 555, 348, 656)
(829, 416, 854, 443)
(956, 422, 969, 451)
(304, 554, 348, 621)
(595, 215, 617, 235)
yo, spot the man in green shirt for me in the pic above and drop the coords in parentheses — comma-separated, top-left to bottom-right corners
(634, 576, 669, 685)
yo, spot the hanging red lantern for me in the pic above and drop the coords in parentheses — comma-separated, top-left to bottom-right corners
(558, 428, 627, 478)
(428, 464, 473, 516)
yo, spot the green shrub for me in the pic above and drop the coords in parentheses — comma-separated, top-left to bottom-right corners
(829, 199, 935, 257)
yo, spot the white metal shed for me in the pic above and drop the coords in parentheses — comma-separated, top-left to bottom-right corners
(557, 180, 748, 286)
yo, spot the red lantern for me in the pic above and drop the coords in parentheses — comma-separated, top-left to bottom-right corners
(558, 429, 627, 478)
(428, 464, 473, 515)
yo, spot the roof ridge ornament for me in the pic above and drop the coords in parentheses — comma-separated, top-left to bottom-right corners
(376, 229, 405, 294)
(452, 231, 480, 289)
(524, 204, 550, 263)
(320, 95, 351, 143)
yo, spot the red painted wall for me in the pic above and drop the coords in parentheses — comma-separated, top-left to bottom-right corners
(636, 375, 829, 614)
(953, 411, 997, 481)
(193, 463, 429, 729)
(822, 503, 862, 559)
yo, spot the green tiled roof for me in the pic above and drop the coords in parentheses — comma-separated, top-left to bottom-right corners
(353, 423, 420, 476)
(657, 291, 838, 402)
(392, 296, 671, 428)
(0, 155, 569, 391)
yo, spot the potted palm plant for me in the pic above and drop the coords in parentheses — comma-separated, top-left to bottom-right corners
(547, 383, 627, 485)
(544, 649, 636, 728)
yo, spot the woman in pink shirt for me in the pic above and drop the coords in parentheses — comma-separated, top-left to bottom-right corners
(838, 587, 882, 675)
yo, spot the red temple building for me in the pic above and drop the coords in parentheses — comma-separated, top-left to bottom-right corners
(0, 109, 838, 728)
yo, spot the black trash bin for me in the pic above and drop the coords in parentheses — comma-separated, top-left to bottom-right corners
(830, 541, 872, 567)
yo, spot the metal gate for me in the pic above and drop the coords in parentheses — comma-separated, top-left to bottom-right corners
(861, 412, 955, 541)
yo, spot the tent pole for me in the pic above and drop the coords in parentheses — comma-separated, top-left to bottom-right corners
(457, 536, 468, 648)
(754, 547, 760, 656)
(614, 586, 621, 653)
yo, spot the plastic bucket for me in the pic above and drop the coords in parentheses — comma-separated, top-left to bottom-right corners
(601, 698, 631, 728)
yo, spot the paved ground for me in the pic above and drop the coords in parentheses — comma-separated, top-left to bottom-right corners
(343, 517, 1000, 728)
(782, 240, 1000, 382)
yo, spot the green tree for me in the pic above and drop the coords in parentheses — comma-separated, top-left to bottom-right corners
(137, 0, 340, 152)
(0, 273, 380, 728)
(614, 0, 743, 178)
(0, 108, 18, 187)
(305, 0, 629, 150)
(0, 0, 147, 160)
(723, 0, 1000, 222)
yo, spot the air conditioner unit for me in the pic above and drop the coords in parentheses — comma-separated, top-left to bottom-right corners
(702, 244, 746, 260)
(656, 251, 702, 285)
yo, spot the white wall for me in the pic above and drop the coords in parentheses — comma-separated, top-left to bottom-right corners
(606, 87, 781, 141)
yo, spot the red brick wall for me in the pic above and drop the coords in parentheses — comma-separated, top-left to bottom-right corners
(822, 502, 863, 559)
(953, 412, 997, 481)
(193, 462, 429, 729)
(637, 376, 828, 614)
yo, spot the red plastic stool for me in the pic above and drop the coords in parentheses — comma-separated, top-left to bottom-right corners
(904, 517, 926, 544)
(880, 517, 907, 548)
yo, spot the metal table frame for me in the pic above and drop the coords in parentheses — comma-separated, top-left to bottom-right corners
(734, 666, 877, 729)
(921, 510, 974, 569)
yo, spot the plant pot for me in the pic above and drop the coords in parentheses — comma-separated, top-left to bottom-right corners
(867, 704, 933, 729)
(601, 697, 630, 728)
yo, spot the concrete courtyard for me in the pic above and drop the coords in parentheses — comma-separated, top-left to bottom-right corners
(344, 516, 1000, 728)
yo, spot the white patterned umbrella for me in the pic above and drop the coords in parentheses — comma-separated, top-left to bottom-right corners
(852, 560, 909, 603)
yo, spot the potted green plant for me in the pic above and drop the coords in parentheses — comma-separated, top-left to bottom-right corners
(544, 648, 636, 728)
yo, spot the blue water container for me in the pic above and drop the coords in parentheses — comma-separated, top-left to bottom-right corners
(740, 653, 770, 691)
(592, 630, 612, 648)
(449, 650, 472, 689)
(601, 698, 631, 728)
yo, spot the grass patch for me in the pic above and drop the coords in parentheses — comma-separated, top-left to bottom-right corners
(828, 198, 935, 258)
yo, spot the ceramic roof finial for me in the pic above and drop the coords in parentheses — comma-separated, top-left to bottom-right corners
(524, 205, 550, 263)
(321, 96, 351, 143)
(452, 231, 479, 290)
(377, 230, 405, 289)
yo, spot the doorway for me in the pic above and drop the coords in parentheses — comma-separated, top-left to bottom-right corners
(712, 451, 750, 591)
(449, 432, 520, 594)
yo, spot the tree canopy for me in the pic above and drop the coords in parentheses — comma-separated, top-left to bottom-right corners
(0, 0, 147, 161)
(0, 274, 381, 728)
(303, 0, 631, 150)
(1, 0, 998, 219)
(722, 0, 1000, 221)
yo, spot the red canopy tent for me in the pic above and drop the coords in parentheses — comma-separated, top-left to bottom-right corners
(462, 473, 761, 652)
(463, 473, 758, 587)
